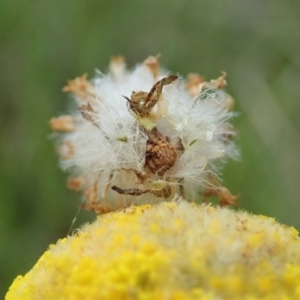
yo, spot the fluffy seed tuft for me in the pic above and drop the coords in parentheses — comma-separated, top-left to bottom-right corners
(50, 56, 238, 212)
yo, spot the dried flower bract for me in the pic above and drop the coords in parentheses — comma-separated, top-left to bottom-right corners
(51, 56, 238, 212)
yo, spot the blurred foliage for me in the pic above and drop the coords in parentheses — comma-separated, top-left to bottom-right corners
(1, 0, 300, 297)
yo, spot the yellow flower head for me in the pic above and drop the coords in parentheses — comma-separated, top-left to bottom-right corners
(6, 201, 300, 300)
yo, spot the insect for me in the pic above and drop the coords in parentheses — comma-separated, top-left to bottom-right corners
(112, 75, 180, 199)
(125, 75, 178, 118)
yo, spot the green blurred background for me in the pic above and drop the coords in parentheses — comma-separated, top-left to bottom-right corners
(1, 0, 300, 296)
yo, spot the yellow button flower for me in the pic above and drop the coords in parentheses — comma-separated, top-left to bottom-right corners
(6, 201, 300, 300)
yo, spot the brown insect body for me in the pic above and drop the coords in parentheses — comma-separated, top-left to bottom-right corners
(112, 76, 179, 198)
(144, 128, 177, 176)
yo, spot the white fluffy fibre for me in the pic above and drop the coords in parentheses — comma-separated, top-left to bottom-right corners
(51, 56, 238, 210)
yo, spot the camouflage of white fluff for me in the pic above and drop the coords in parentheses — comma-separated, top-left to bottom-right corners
(55, 59, 238, 204)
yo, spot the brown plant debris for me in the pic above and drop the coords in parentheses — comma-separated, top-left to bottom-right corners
(144, 54, 161, 79)
(204, 174, 239, 206)
(109, 55, 126, 79)
(62, 73, 94, 101)
(79, 103, 99, 128)
(49, 116, 76, 132)
(58, 141, 74, 160)
(185, 73, 205, 96)
(67, 177, 85, 192)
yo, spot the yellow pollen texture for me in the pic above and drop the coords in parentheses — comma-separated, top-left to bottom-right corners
(6, 202, 300, 300)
